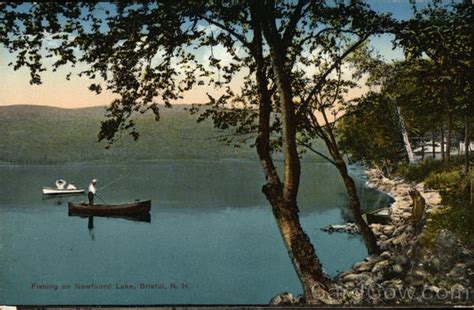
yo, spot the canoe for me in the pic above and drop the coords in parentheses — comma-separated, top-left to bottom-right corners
(68, 200, 151, 216)
(43, 187, 85, 195)
(364, 207, 391, 225)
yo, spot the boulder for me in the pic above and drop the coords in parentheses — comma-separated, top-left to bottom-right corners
(392, 264, 404, 274)
(383, 225, 395, 235)
(435, 229, 460, 270)
(343, 272, 371, 283)
(380, 251, 391, 260)
(372, 260, 391, 273)
(353, 261, 373, 272)
(390, 232, 409, 246)
(448, 263, 467, 279)
(269, 292, 295, 305)
(394, 255, 409, 266)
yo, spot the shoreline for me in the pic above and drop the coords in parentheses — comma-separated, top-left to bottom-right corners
(331, 168, 471, 305)
(271, 167, 471, 305)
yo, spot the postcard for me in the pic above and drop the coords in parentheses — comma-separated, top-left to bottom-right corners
(0, 1, 471, 307)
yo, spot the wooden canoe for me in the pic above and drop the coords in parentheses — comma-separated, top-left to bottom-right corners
(68, 200, 151, 216)
(364, 207, 391, 225)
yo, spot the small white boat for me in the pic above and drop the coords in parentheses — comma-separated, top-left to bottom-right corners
(42, 187, 85, 195)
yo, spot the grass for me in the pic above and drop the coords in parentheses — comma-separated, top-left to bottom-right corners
(395, 156, 473, 245)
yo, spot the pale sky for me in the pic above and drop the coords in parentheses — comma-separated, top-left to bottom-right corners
(0, 1, 415, 109)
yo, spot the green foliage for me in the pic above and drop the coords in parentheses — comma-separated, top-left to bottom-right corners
(337, 92, 405, 166)
(425, 170, 471, 208)
(396, 156, 473, 245)
(419, 204, 474, 245)
(395, 155, 470, 183)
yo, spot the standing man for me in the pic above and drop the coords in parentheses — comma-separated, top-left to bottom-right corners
(88, 179, 97, 206)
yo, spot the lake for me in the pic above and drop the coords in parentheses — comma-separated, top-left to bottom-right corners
(0, 159, 391, 305)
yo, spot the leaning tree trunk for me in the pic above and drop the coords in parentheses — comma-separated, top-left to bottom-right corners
(335, 159, 381, 255)
(396, 105, 415, 163)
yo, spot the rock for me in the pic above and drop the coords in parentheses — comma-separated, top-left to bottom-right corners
(269, 292, 295, 305)
(448, 263, 467, 279)
(435, 229, 460, 270)
(321, 223, 359, 234)
(383, 225, 395, 235)
(382, 279, 403, 289)
(372, 260, 391, 273)
(427, 257, 441, 271)
(343, 272, 371, 283)
(390, 232, 409, 246)
(370, 223, 383, 231)
(311, 284, 341, 305)
(337, 271, 353, 279)
(294, 294, 304, 305)
(392, 264, 403, 274)
(401, 212, 412, 219)
(424, 285, 441, 294)
(394, 255, 409, 266)
(460, 247, 472, 259)
(353, 261, 373, 272)
(380, 251, 391, 260)
(436, 229, 458, 251)
(422, 192, 442, 205)
(344, 281, 356, 288)
(412, 268, 430, 281)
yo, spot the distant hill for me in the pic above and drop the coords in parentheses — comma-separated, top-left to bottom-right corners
(0, 104, 328, 164)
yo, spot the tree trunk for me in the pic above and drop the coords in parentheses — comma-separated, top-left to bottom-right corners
(335, 159, 381, 255)
(396, 105, 415, 163)
(447, 113, 453, 160)
(250, 7, 331, 303)
(441, 128, 445, 160)
(264, 188, 332, 300)
(432, 131, 436, 159)
(316, 125, 381, 254)
(421, 135, 425, 160)
(465, 115, 470, 174)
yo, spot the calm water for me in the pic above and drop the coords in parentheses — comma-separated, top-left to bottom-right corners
(0, 160, 391, 305)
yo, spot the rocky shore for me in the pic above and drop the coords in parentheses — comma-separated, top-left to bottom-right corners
(270, 168, 472, 306)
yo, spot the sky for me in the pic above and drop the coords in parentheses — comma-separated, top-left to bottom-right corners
(0, 1, 428, 109)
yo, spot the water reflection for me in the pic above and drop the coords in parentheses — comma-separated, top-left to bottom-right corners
(69, 212, 151, 223)
(88, 216, 95, 241)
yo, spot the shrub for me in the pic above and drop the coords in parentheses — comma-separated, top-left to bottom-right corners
(425, 171, 471, 207)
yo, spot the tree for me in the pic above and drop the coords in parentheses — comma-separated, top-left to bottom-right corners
(337, 92, 406, 167)
(0, 1, 394, 303)
(395, 0, 472, 170)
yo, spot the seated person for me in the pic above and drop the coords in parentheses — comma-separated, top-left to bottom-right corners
(67, 182, 77, 190)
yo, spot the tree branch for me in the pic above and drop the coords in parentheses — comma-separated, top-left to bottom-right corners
(282, 0, 308, 48)
(297, 138, 337, 166)
(197, 14, 250, 49)
(302, 34, 370, 109)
